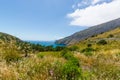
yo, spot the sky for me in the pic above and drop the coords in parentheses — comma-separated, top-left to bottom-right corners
(0, 0, 120, 41)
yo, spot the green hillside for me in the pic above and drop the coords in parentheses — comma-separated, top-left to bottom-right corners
(0, 32, 39, 63)
(0, 29, 120, 80)
(0, 32, 22, 43)
(67, 27, 120, 80)
(73, 27, 120, 52)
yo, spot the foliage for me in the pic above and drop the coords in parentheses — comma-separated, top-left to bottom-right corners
(69, 46, 79, 51)
(0, 48, 120, 80)
(28, 43, 66, 52)
(108, 34, 114, 38)
(81, 47, 95, 56)
(62, 60, 82, 80)
(1, 28, 120, 80)
(61, 50, 73, 60)
(97, 39, 107, 45)
(87, 43, 92, 47)
(60, 49, 82, 80)
(4, 50, 21, 63)
(54, 46, 66, 51)
(37, 53, 44, 58)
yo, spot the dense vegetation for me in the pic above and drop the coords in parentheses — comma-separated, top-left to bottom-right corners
(0, 28, 120, 80)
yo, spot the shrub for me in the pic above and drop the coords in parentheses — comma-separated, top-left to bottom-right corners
(61, 49, 80, 66)
(60, 49, 82, 79)
(4, 49, 21, 63)
(108, 34, 114, 38)
(31, 44, 45, 52)
(54, 46, 65, 51)
(45, 45, 54, 51)
(69, 46, 79, 51)
(62, 61, 82, 80)
(97, 39, 107, 45)
(69, 57, 80, 67)
(61, 51, 73, 60)
(61, 49, 77, 60)
(37, 53, 44, 58)
(87, 43, 92, 47)
(84, 52, 93, 56)
(116, 52, 120, 57)
(82, 47, 95, 53)
(27, 57, 82, 80)
(81, 47, 95, 56)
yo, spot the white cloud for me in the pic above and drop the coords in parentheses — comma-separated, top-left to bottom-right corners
(77, 0, 90, 8)
(92, 0, 101, 4)
(68, 0, 120, 27)
(71, 0, 90, 9)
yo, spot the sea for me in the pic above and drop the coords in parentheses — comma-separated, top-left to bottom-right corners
(25, 40, 65, 47)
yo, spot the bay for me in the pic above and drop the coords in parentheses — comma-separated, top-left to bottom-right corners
(25, 40, 65, 47)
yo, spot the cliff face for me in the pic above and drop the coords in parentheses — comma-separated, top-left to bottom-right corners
(56, 18, 120, 45)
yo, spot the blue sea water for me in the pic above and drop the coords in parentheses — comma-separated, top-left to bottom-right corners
(25, 40, 65, 47)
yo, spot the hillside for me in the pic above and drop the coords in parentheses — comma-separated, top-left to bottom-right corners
(0, 29, 120, 80)
(0, 32, 22, 44)
(72, 27, 120, 51)
(0, 32, 35, 58)
(56, 18, 120, 45)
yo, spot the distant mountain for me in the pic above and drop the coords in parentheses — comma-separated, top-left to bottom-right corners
(56, 18, 120, 45)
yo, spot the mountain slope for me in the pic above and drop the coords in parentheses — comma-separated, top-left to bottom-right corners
(56, 18, 120, 45)
(72, 27, 120, 51)
(0, 32, 33, 55)
(0, 32, 22, 44)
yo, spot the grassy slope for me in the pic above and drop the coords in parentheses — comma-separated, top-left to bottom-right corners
(0, 28, 120, 80)
(70, 27, 120, 79)
(0, 32, 37, 60)
(74, 27, 120, 52)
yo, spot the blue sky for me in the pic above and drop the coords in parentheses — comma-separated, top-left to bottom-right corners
(0, 0, 119, 41)
(0, 0, 84, 41)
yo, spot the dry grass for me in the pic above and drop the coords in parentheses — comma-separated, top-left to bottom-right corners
(0, 50, 120, 80)
(0, 28, 120, 80)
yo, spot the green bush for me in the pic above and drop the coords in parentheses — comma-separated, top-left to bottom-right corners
(84, 52, 93, 56)
(116, 52, 120, 57)
(61, 50, 81, 80)
(81, 47, 95, 56)
(97, 39, 107, 45)
(27, 59, 82, 80)
(87, 43, 92, 47)
(45, 45, 54, 51)
(54, 46, 65, 51)
(69, 46, 79, 51)
(62, 61, 82, 80)
(37, 53, 44, 58)
(61, 48, 80, 66)
(82, 47, 95, 53)
(108, 34, 114, 38)
(4, 49, 21, 63)
(61, 49, 74, 60)
(60, 49, 82, 79)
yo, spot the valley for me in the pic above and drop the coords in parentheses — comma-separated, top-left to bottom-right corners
(0, 20, 120, 80)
